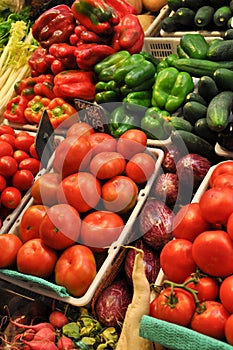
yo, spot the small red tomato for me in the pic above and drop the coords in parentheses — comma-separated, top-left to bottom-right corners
(18, 158, 41, 175)
(125, 152, 156, 184)
(0, 234, 23, 268)
(13, 150, 30, 163)
(0, 175, 6, 192)
(0, 134, 15, 148)
(29, 143, 39, 159)
(66, 122, 95, 139)
(219, 275, 233, 314)
(0, 125, 15, 136)
(14, 133, 35, 153)
(1, 187, 22, 209)
(0, 156, 18, 177)
(185, 274, 219, 302)
(89, 151, 126, 180)
(225, 313, 233, 345)
(117, 129, 147, 159)
(87, 132, 117, 156)
(0, 140, 13, 157)
(12, 169, 34, 191)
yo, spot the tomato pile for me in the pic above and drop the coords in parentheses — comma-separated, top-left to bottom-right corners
(0, 125, 42, 226)
(0, 122, 158, 298)
(149, 160, 233, 345)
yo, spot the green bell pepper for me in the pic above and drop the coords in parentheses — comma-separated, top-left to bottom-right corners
(141, 107, 170, 140)
(109, 105, 138, 137)
(113, 54, 145, 84)
(95, 80, 121, 93)
(95, 90, 122, 103)
(94, 50, 130, 81)
(151, 67, 194, 113)
(123, 90, 152, 108)
(120, 78, 155, 96)
(124, 60, 156, 88)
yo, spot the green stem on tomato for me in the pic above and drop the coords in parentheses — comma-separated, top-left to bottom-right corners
(163, 278, 201, 307)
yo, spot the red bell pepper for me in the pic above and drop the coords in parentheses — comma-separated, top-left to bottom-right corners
(46, 98, 77, 129)
(105, 0, 136, 18)
(32, 5, 76, 49)
(3, 95, 28, 124)
(111, 14, 144, 54)
(74, 43, 116, 70)
(53, 70, 96, 101)
(28, 46, 54, 76)
(49, 43, 78, 74)
(24, 95, 51, 124)
(71, 0, 119, 35)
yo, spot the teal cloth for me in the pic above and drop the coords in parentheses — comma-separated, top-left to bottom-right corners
(0, 269, 70, 297)
(139, 315, 233, 350)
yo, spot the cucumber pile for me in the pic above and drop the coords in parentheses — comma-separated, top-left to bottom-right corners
(162, 0, 233, 33)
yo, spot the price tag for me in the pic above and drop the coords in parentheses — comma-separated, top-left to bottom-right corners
(74, 99, 111, 134)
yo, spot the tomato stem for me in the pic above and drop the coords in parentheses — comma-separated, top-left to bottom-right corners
(163, 279, 201, 307)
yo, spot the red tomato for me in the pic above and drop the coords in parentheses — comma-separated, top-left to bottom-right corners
(18, 158, 41, 175)
(17, 238, 57, 278)
(13, 150, 30, 163)
(0, 125, 15, 136)
(31, 172, 61, 206)
(185, 274, 219, 302)
(225, 313, 233, 345)
(172, 203, 211, 242)
(102, 175, 138, 213)
(0, 134, 15, 148)
(191, 301, 230, 339)
(227, 212, 233, 240)
(160, 238, 196, 283)
(0, 175, 6, 192)
(209, 161, 233, 187)
(219, 275, 233, 314)
(125, 152, 156, 184)
(19, 205, 48, 242)
(80, 210, 124, 251)
(1, 187, 22, 209)
(14, 133, 35, 153)
(57, 172, 101, 213)
(39, 203, 81, 250)
(66, 122, 95, 139)
(150, 287, 196, 327)
(211, 173, 233, 189)
(87, 132, 117, 156)
(0, 156, 18, 177)
(89, 151, 126, 180)
(0, 140, 14, 157)
(52, 136, 92, 178)
(199, 187, 233, 225)
(117, 129, 147, 159)
(0, 234, 23, 268)
(12, 169, 34, 191)
(29, 143, 39, 159)
(55, 244, 97, 297)
(192, 230, 233, 277)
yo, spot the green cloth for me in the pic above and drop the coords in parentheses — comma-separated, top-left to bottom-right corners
(0, 269, 69, 297)
(139, 315, 233, 350)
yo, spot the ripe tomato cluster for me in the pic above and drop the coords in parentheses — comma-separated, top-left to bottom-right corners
(0, 125, 41, 225)
(0, 123, 157, 298)
(150, 160, 233, 345)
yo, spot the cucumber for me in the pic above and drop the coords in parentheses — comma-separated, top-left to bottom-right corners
(197, 76, 219, 102)
(194, 118, 218, 145)
(174, 8, 196, 26)
(230, 0, 233, 13)
(161, 16, 181, 33)
(213, 68, 233, 91)
(224, 28, 233, 39)
(168, 57, 233, 78)
(185, 92, 207, 106)
(164, 116, 193, 135)
(180, 33, 209, 59)
(167, 0, 204, 11)
(227, 16, 233, 28)
(182, 101, 207, 125)
(213, 6, 232, 27)
(194, 6, 215, 28)
(170, 129, 214, 159)
(207, 39, 233, 61)
(206, 91, 233, 132)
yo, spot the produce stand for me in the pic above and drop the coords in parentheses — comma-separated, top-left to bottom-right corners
(1, 0, 233, 349)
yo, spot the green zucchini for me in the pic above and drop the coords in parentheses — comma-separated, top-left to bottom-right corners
(185, 92, 207, 106)
(207, 39, 233, 61)
(194, 118, 218, 145)
(206, 91, 233, 132)
(167, 0, 204, 11)
(227, 16, 233, 28)
(164, 116, 193, 135)
(170, 129, 214, 159)
(197, 76, 219, 102)
(224, 28, 233, 39)
(230, 0, 233, 13)
(174, 8, 196, 26)
(213, 68, 233, 91)
(161, 16, 181, 33)
(194, 6, 215, 28)
(213, 6, 232, 27)
(182, 101, 207, 125)
(180, 33, 209, 59)
(168, 57, 233, 78)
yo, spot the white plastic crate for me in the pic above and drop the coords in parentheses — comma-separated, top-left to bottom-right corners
(0, 147, 164, 307)
(144, 5, 171, 37)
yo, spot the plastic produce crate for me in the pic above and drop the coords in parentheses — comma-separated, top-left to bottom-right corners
(0, 147, 164, 307)
(144, 5, 171, 37)
(139, 161, 233, 350)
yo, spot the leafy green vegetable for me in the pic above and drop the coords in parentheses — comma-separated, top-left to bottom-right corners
(0, 0, 25, 13)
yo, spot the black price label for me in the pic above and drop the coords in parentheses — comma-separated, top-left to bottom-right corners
(74, 99, 110, 134)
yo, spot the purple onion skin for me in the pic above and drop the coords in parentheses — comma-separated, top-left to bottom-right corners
(139, 198, 174, 251)
(95, 278, 132, 328)
(124, 239, 160, 285)
(153, 173, 179, 209)
(176, 153, 212, 191)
